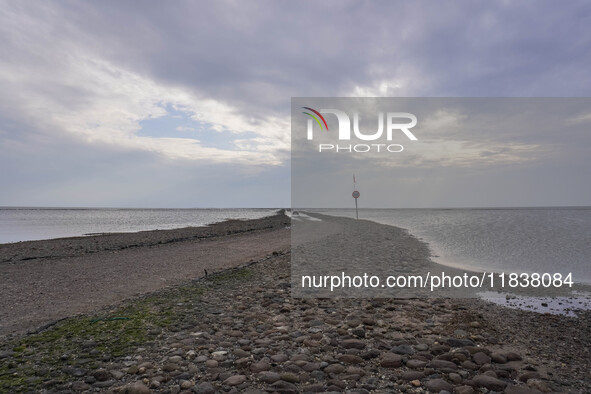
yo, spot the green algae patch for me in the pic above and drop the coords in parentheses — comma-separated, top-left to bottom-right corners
(0, 264, 256, 391)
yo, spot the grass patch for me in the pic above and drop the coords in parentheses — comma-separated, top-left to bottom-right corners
(207, 267, 253, 284)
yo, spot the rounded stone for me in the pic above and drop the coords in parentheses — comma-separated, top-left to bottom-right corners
(205, 360, 218, 368)
(473, 374, 508, 391)
(118, 382, 151, 394)
(380, 352, 403, 368)
(325, 363, 345, 374)
(258, 371, 280, 383)
(223, 374, 247, 386)
(424, 378, 453, 393)
(195, 382, 215, 394)
(250, 361, 270, 373)
(473, 352, 491, 365)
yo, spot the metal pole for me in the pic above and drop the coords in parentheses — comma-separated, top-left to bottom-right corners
(355, 198, 358, 220)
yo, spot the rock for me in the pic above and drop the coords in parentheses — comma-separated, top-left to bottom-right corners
(70, 381, 89, 391)
(258, 371, 280, 383)
(461, 360, 478, 370)
(301, 383, 324, 392)
(94, 380, 116, 388)
(447, 338, 475, 347)
(448, 372, 462, 384)
(270, 380, 298, 393)
(195, 382, 215, 394)
(519, 371, 541, 382)
(223, 375, 246, 386)
(110, 370, 125, 380)
(352, 328, 366, 338)
(360, 349, 380, 359)
(392, 344, 414, 355)
(234, 349, 249, 358)
(302, 362, 321, 372)
(342, 339, 366, 349)
(454, 385, 474, 394)
(345, 366, 365, 376)
(428, 359, 458, 370)
(380, 352, 403, 368)
(205, 359, 218, 368)
(212, 351, 227, 361)
(127, 365, 139, 374)
(93, 369, 111, 382)
(138, 362, 154, 370)
(270, 353, 289, 363)
(119, 382, 151, 394)
(424, 378, 453, 393)
(162, 363, 178, 372)
(472, 374, 507, 391)
(491, 352, 507, 364)
(505, 351, 522, 361)
(180, 380, 194, 389)
(168, 355, 183, 363)
(324, 363, 345, 374)
(338, 354, 364, 365)
(401, 371, 424, 381)
(453, 329, 469, 337)
(504, 385, 544, 394)
(149, 380, 160, 389)
(228, 330, 243, 337)
(186, 350, 197, 359)
(406, 359, 427, 369)
(280, 372, 299, 383)
(250, 361, 270, 373)
(473, 352, 491, 365)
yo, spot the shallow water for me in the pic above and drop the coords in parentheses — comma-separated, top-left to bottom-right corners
(0, 207, 279, 243)
(314, 207, 591, 285)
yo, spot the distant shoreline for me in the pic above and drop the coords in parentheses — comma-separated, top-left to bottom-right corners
(0, 208, 281, 244)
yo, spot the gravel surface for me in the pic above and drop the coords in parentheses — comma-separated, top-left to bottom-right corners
(1, 212, 589, 393)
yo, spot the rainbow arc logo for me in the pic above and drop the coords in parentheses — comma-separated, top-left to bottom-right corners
(301, 107, 328, 131)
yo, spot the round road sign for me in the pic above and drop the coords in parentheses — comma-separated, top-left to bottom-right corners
(352, 190, 360, 199)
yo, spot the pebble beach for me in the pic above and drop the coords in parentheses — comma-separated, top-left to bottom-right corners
(0, 212, 590, 393)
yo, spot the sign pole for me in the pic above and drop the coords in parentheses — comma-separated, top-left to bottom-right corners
(352, 174, 360, 220)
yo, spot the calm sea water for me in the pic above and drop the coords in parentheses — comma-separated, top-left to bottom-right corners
(314, 207, 591, 285)
(0, 207, 280, 244)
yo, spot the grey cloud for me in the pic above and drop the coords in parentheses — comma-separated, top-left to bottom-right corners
(10, 1, 591, 117)
(2, 1, 591, 207)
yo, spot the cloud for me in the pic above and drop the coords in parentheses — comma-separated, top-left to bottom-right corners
(1, 1, 591, 207)
(567, 112, 591, 125)
(0, 2, 292, 166)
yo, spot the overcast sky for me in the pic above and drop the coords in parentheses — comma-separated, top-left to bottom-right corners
(1, 1, 590, 208)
